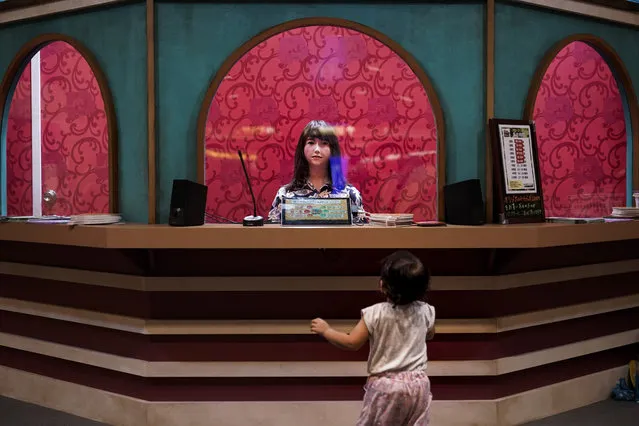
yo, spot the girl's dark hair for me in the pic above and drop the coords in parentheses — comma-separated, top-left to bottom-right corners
(380, 251, 430, 306)
(286, 120, 344, 192)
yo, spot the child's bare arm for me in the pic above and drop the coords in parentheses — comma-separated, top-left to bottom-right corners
(427, 324, 436, 341)
(311, 318, 369, 351)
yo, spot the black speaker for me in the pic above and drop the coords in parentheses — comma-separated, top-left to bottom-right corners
(444, 179, 485, 226)
(169, 179, 208, 226)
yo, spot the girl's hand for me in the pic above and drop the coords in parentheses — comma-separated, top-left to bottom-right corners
(311, 318, 330, 335)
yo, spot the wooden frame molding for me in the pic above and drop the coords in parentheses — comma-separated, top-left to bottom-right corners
(195, 17, 447, 221)
(146, 0, 156, 224)
(0, 0, 132, 25)
(1, 0, 636, 27)
(0, 34, 120, 213)
(524, 34, 639, 195)
(486, 0, 496, 222)
(508, 0, 639, 27)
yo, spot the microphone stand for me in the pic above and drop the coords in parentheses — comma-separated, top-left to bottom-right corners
(238, 150, 264, 227)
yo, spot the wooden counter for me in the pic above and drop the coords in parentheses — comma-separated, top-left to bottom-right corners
(1, 220, 639, 249)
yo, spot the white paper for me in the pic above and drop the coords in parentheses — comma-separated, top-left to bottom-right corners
(498, 124, 537, 194)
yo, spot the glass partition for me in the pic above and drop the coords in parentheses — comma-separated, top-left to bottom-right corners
(199, 21, 444, 223)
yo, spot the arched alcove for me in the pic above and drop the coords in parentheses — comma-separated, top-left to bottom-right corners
(197, 18, 445, 222)
(0, 34, 118, 216)
(524, 35, 639, 218)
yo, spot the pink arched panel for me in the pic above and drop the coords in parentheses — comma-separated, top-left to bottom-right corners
(203, 24, 439, 222)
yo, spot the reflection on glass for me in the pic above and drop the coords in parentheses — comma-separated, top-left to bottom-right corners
(4, 41, 110, 216)
(531, 41, 627, 218)
(204, 25, 438, 222)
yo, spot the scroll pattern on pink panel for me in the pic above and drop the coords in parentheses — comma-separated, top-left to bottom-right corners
(40, 41, 110, 215)
(531, 41, 627, 218)
(204, 25, 439, 222)
(5, 62, 33, 216)
(5, 41, 110, 216)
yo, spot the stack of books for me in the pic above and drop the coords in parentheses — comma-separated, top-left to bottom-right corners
(69, 214, 122, 226)
(368, 213, 414, 227)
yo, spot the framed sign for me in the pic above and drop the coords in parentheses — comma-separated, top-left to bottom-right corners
(489, 118, 545, 224)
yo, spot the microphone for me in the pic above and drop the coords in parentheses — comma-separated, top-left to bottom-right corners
(237, 150, 264, 227)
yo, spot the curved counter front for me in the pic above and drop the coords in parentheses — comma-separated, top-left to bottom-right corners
(0, 222, 638, 426)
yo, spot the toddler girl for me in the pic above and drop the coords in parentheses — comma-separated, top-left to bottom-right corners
(311, 250, 436, 425)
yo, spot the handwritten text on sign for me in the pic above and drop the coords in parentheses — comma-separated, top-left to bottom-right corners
(504, 194, 543, 218)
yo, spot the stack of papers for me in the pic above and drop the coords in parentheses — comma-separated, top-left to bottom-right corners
(546, 217, 604, 224)
(1, 216, 34, 222)
(69, 214, 122, 226)
(368, 213, 414, 227)
(1, 215, 70, 223)
(609, 207, 639, 219)
(27, 215, 71, 224)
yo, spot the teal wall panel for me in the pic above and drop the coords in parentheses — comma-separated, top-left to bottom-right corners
(4, 2, 635, 222)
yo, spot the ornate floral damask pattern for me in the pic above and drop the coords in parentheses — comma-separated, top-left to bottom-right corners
(5, 41, 110, 216)
(5, 63, 32, 216)
(532, 41, 627, 218)
(40, 41, 110, 215)
(204, 25, 438, 222)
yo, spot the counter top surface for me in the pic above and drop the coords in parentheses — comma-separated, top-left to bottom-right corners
(1, 221, 639, 249)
